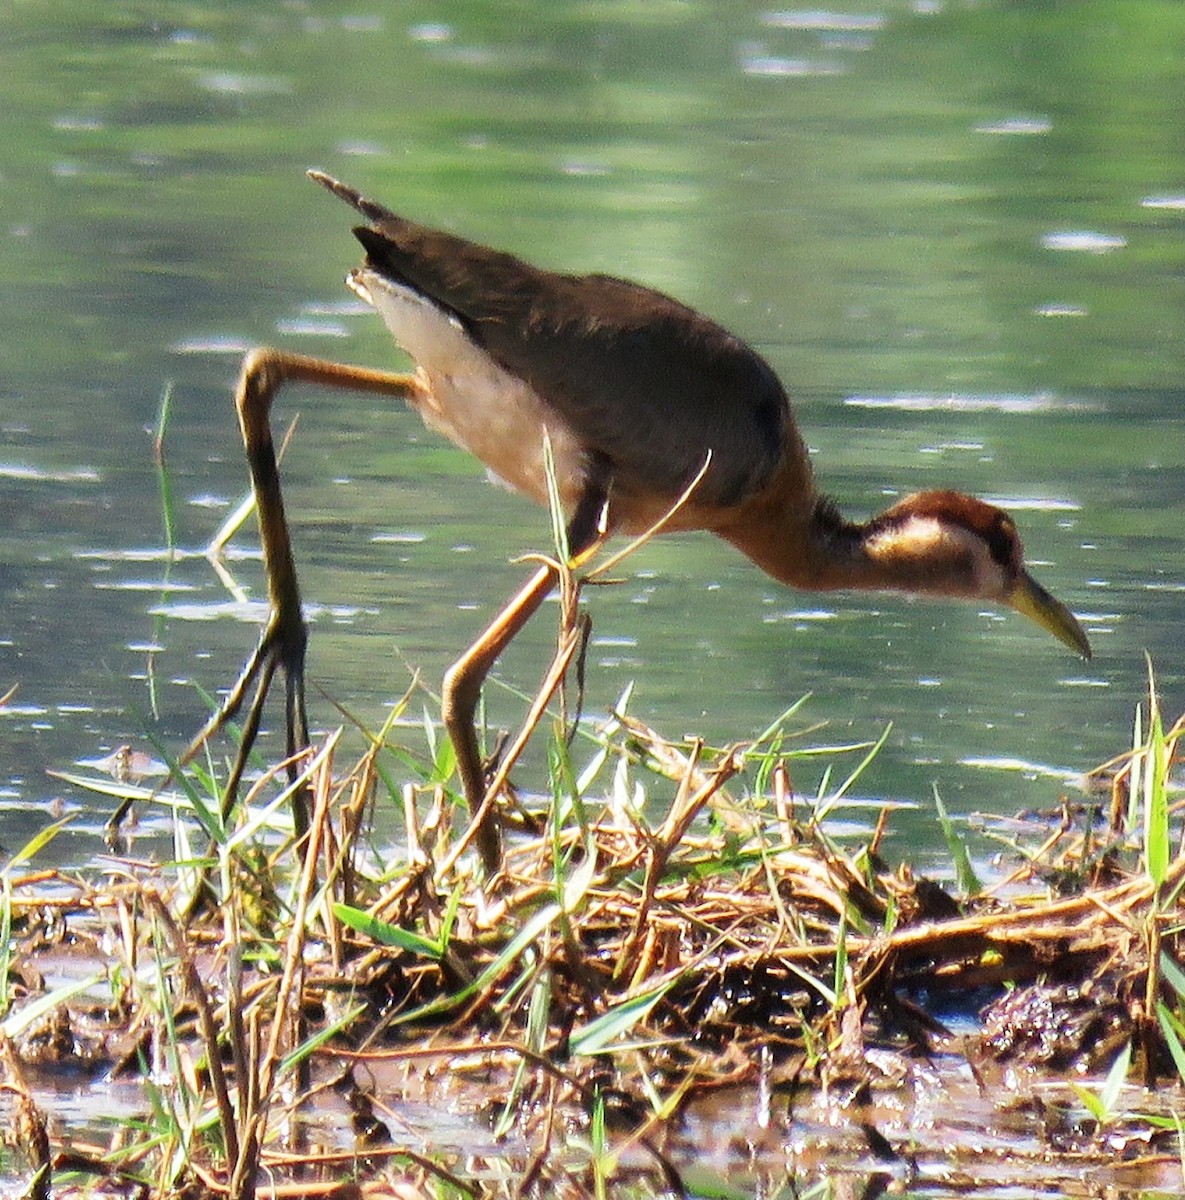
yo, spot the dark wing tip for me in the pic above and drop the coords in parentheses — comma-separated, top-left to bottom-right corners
(307, 169, 395, 225)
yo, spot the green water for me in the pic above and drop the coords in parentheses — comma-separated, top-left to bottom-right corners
(1, 0, 1183, 871)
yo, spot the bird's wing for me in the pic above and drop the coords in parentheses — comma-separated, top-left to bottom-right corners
(318, 174, 791, 508)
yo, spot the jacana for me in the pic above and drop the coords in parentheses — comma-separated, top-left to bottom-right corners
(188, 171, 1091, 873)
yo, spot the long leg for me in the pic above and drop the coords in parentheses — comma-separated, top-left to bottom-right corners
(443, 483, 608, 874)
(181, 348, 427, 832)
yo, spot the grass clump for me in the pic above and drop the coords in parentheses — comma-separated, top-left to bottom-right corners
(6, 633, 1185, 1197)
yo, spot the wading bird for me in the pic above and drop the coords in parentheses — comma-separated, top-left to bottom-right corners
(193, 170, 1091, 873)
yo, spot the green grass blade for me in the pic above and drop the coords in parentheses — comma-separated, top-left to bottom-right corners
(1158, 1002, 1185, 1084)
(1, 816, 71, 874)
(832, 911, 848, 1006)
(1160, 950, 1185, 1002)
(496, 969, 553, 1138)
(751, 694, 812, 747)
(1069, 1082, 1106, 1123)
(389, 902, 565, 1026)
(279, 1001, 368, 1076)
(333, 903, 443, 959)
(932, 784, 982, 897)
(814, 722, 891, 823)
(1143, 654, 1169, 886)
(570, 975, 679, 1057)
(1, 972, 106, 1038)
(1099, 1039, 1131, 1117)
(154, 381, 177, 554)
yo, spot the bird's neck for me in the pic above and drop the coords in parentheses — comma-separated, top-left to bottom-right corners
(720, 495, 865, 592)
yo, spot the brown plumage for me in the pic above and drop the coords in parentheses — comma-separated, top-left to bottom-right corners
(319, 172, 1090, 633)
(187, 171, 1092, 874)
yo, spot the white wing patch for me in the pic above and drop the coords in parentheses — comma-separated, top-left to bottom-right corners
(348, 268, 587, 511)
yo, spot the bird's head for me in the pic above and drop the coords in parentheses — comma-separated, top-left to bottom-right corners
(862, 490, 1091, 657)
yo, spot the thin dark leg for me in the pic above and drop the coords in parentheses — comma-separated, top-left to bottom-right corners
(180, 348, 425, 834)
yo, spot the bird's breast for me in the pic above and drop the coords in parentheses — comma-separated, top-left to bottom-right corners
(350, 268, 590, 513)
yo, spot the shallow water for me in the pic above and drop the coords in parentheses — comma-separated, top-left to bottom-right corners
(2, 6, 1183, 886)
(11, 1004, 1185, 1200)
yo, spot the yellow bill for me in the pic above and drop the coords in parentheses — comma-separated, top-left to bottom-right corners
(1009, 571, 1092, 659)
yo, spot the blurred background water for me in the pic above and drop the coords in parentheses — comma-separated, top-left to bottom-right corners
(1, 0, 1182, 865)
